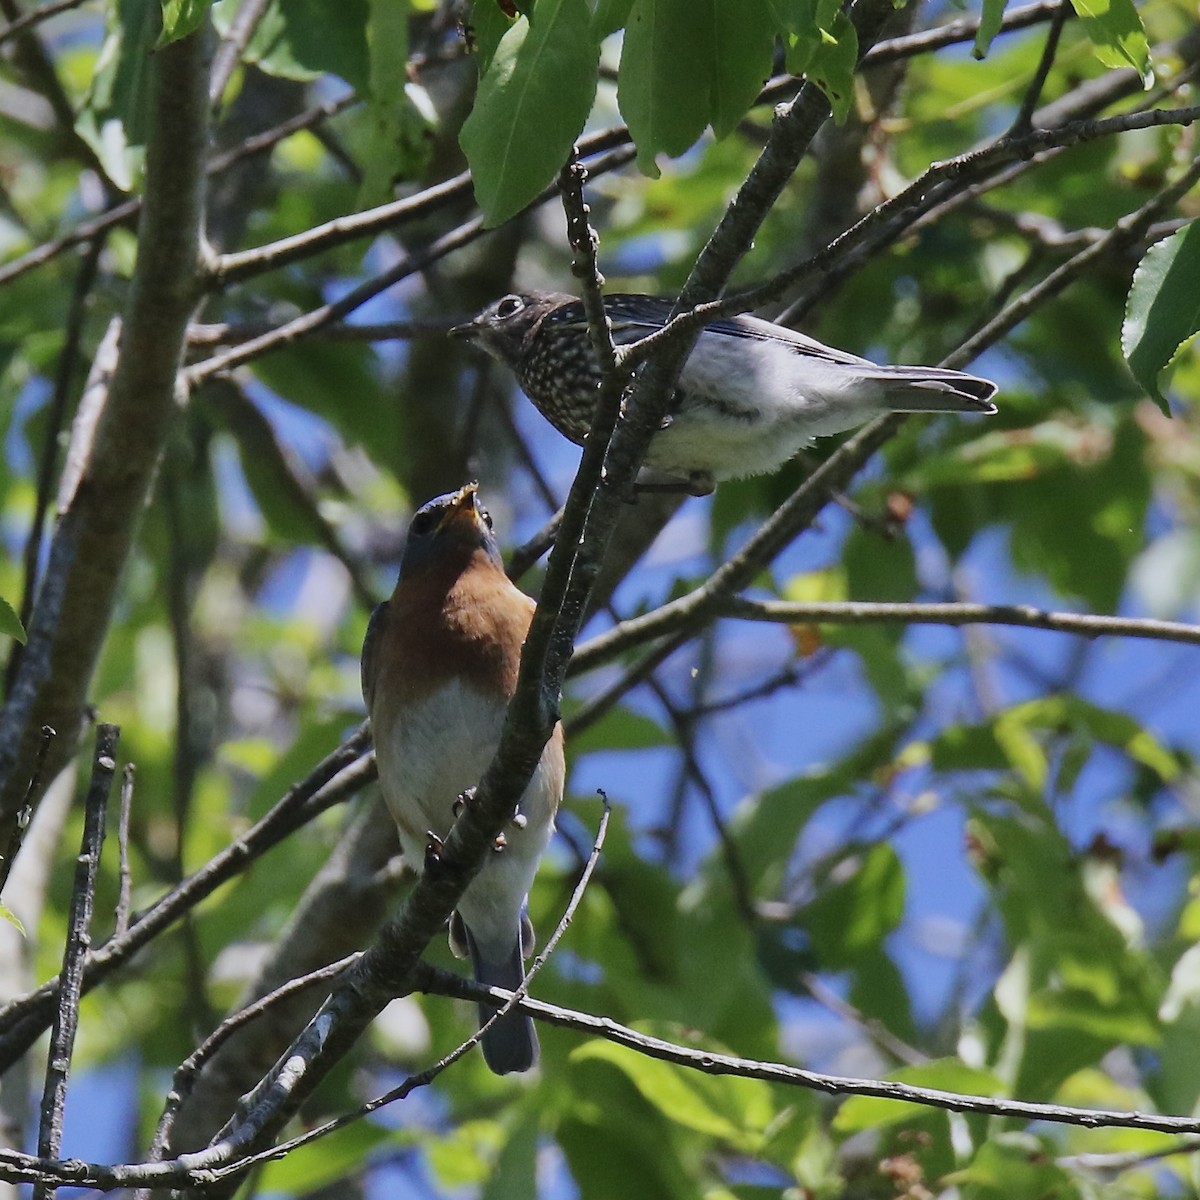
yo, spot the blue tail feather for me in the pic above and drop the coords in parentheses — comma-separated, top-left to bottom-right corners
(463, 924, 539, 1075)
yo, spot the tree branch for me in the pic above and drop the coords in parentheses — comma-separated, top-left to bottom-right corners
(32, 725, 117, 1200)
(0, 19, 212, 834)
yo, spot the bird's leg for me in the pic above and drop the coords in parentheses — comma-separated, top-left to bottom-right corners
(452, 786, 475, 818)
(423, 832, 445, 874)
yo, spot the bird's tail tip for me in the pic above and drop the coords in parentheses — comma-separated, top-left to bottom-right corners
(463, 919, 540, 1075)
(884, 371, 999, 415)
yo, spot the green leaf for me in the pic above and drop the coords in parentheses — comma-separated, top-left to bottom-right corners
(481, 1113, 539, 1200)
(708, 0, 776, 138)
(157, 0, 211, 46)
(591, 0, 634, 38)
(1123, 221, 1200, 414)
(801, 9, 858, 123)
(973, 0, 1007, 57)
(468, 0, 515, 75)
(803, 843, 905, 968)
(460, 1, 601, 225)
(76, 0, 159, 187)
(950, 1132, 1080, 1200)
(0, 902, 25, 936)
(618, 0, 709, 174)
(0, 596, 25, 644)
(777, 0, 857, 122)
(245, 0, 370, 89)
(619, 0, 777, 171)
(359, 0, 432, 204)
(1068, 0, 1150, 80)
(258, 1121, 389, 1193)
(571, 1040, 772, 1149)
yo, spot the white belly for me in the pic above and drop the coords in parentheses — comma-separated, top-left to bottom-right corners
(373, 680, 557, 951)
(644, 338, 881, 480)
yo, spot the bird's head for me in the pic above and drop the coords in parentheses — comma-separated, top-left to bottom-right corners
(450, 292, 565, 365)
(398, 482, 503, 580)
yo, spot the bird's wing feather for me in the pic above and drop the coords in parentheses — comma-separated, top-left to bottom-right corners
(361, 601, 388, 711)
(599, 295, 873, 366)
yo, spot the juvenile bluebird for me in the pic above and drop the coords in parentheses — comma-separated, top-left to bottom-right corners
(452, 291, 998, 493)
(362, 483, 564, 1074)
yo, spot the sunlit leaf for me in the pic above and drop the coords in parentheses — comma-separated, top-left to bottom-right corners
(571, 1039, 772, 1149)
(0, 597, 25, 644)
(158, 0, 211, 45)
(1069, 0, 1151, 80)
(460, 0, 601, 224)
(1123, 221, 1200, 414)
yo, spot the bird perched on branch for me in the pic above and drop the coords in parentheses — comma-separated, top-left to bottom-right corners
(362, 482, 563, 1074)
(452, 291, 998, 494)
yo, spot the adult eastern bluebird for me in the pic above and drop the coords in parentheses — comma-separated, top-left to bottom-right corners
(452, 291, 998, 493)
(362, 483, 564, 1074)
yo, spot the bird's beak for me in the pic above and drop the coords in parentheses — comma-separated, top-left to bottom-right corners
(440, 481, 482, 533)
(448, 318, 478, 341)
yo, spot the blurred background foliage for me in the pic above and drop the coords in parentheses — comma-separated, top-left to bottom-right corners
(3, 0, 1200, 1196)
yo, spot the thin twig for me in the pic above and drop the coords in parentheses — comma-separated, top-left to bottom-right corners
(566, 629, 692, 737)
(507, 508, 564, 581)
(798, 971, 926, 1067)
(139, 953, 361, 1190)
(174, 799, 612, 1179)
(0, 95, 357, 290)
(1009, 1, 1071, 135)
(114, 765, 134, 936)
(954, 150, 1200, 367)
(716, 598, 1200, 648)
(645, 674, 757, 924)
(209, 0, 271, 105)
(0, 0, 88, 46)
(33, 724, 118, 1200)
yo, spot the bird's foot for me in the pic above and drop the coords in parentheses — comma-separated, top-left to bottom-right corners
(453, 786, 475, 818)
(424, 832, 445, 874)
(492, 831, 508, 853)
(511, 811, 528, 830)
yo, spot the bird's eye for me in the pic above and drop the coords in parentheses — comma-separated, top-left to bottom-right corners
(408, 508, 437, 537)
(478, 504, 494, 530)
(494, 295, 524, 320)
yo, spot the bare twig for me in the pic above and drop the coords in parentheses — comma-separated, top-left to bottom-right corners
(0, 95, 357, 291)
(645, 674, 757, 923)
(161, 799, 612, 1180)
(209, 0, 271, 105)
(139, 953, 360, 1192)
(9, 992, 1200, 1193)
(508, 509, 564, 581)
(0, 0, 88, 47)
(33, 724, 118, 1200)
(716, 598, 1200, 649)
(798, 970, 927, 1067)
(114, 765, 134, 937)
(954, 150, 1200, 366)
(1009, 0, 1071, 135)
